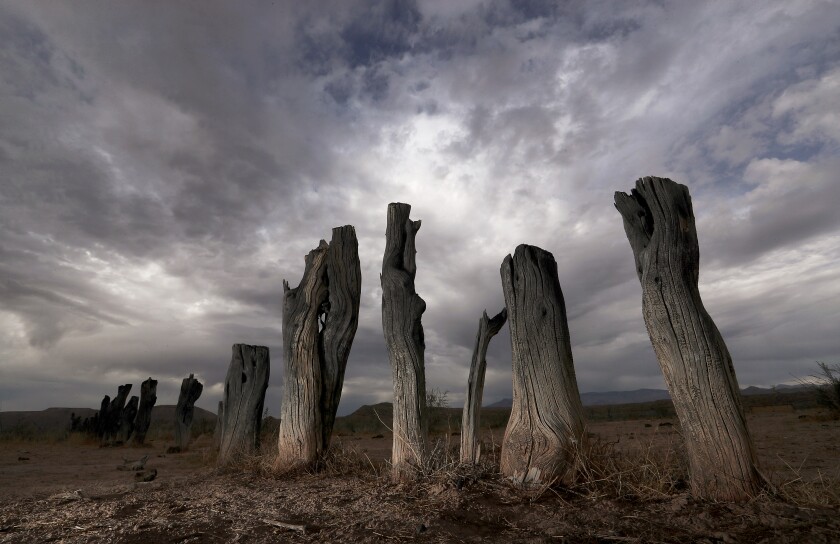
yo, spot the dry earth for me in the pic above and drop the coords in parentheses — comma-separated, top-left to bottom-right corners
(1, 411, 838, 543)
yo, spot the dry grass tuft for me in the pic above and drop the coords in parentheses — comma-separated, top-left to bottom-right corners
(315, 439, 382, 478)
(217, 442, 279, 476)
(762, 455, 840, 508)
(218, 424, 839, 512)
(564, 432, 689, 501)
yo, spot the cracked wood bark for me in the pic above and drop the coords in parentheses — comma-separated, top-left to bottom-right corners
(381, 202, 427, 481)
(500, 245, 585, 485)
(174, 374, 203, 451)
(219, 344, 270, 466)
(276, 241, 330, 471)
(132, 377, 157, 445)
(321, 226, 361, 448)
(118, 396, 138, 443)
(214, 400, 224, 450)
(103, 384, 131, 444)
(614, 176, 763, 501)
(460, 308, 507, 464)
(276, 227, 362, 471)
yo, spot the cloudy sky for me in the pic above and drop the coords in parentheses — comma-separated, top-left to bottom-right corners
(1, 1, 839, 416)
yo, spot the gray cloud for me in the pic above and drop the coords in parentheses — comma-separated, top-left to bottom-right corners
(1, 0, 839, 417)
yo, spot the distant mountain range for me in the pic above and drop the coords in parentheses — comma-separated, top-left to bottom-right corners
(486, 384, 809, 408)
(1, 384, 811, 435)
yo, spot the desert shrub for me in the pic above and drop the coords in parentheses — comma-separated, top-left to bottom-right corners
(0, 423, 70, 443)
(808, 362, 840, 417)
(0, 422, 39, 442)
(426, 388, 452, 433)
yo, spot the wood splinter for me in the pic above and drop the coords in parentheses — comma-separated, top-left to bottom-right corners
(260, 519, 309, 533)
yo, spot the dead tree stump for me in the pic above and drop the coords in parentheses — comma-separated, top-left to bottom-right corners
(460, 308, 507, 464)
(132, 377, 157, 445)
(219, 344, 270, 466)
(174, 374, 203, 451)
(277, 241, 330, 470)
(95, 395, 110, 439)
(103, 384, 132, 443)
(118, 396, 139, 443)
(381, 203, 428, 480)
(500, 245, 585, 485)
(321, 225, 362, 448)
(276, 227, 362, 471)
(615, 176, 764, 501)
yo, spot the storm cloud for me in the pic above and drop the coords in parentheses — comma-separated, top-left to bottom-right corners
(1, 1, 839, 415)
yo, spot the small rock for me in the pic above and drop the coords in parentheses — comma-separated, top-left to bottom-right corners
(135, 468, 157, 482)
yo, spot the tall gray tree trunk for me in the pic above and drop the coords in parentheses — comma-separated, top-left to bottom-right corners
(321, 225, 362, 448)
(219, 344, 270, 466)
(460, 308, 507, 464)
(103, 384, 132, 444)
(277, 241, 330, 471)
(175, 374, 203, 451)
(118, 396, 139, 443)
(500, 245, 585, 485)
(132, 377, 157, 445)
(614, 176, 764, 501)
(381, 203, 427, 481)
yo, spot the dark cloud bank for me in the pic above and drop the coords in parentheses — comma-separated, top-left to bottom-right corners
(1, 1, 838, 415)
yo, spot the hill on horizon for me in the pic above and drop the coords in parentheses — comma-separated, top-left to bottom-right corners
(1, 384, 814, 438)
(0, 405, 216, 437)
(486, 384, 810, 408)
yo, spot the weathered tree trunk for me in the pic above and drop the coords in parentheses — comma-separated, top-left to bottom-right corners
(174, 374, 203, 451)
(219, 344, 270, 466)
(381, 203, 428, 481)
(460, 308, 507, 464)
(95, 395, 110, 439)
(276, 227, 362, 472)
(103, 384, 132, 443)
(131, 377, 157, 445)
(214, 400, 224, 450)
(321, 225, 361, 448)
(118, 396, 138, 443)
(500, 245, 586, 485)
(614, 176, 764, 501)
(276, 241, 330, 471)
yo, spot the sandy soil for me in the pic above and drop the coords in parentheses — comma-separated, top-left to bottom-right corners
(0, 411, 838, 543)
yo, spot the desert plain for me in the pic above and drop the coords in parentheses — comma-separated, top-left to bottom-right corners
(1, 394, 839, 543)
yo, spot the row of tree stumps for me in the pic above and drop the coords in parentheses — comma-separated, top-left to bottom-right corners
(219, 176, 763, 502)
(387, 177, 764, 502)
(89, 378, 158, 446)
(88, 374, 209, 452)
